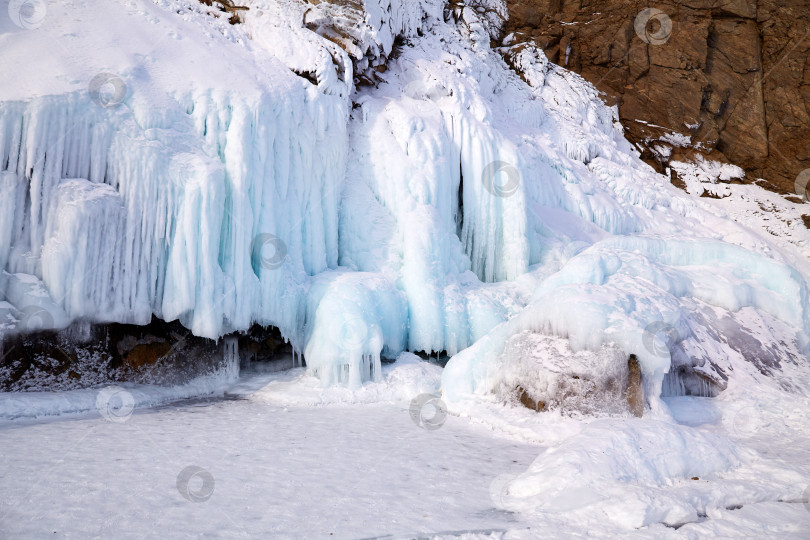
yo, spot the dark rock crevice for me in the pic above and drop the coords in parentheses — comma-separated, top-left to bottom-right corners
(0, 317, 293, 392)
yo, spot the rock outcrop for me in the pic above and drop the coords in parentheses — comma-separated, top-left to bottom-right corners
(503, 0, 810, 194)
(626, 354, 645, 417)
(0, 318, 233, 391)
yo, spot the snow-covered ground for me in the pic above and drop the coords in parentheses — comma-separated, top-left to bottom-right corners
(2, 357, 809, 538)
(1, 399, 539, 539)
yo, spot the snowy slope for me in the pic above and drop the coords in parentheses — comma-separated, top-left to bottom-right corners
(0, 0, 808, 402)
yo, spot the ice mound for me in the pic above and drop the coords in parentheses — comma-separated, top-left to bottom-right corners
(499, 420, 746, 529)
(303, 270, 407, 387)
(229, 351, 443, 405)
(442, 235, 810, 408)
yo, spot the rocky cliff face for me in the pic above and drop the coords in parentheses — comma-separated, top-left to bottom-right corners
(503, 0, 810, 195)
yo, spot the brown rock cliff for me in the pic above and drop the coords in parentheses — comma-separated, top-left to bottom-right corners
(503, 0, 810, 194)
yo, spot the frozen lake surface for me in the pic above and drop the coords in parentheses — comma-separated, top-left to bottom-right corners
(2, 362, 809, 539)
(0, 370, 541, 539)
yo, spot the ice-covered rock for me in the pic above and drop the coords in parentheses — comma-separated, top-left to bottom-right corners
(493, 333, 632, 415)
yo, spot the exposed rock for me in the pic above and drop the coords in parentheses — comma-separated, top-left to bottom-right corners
(0, 327, 114, 391)
(300, 0, 425, 86)
(495, 333, 636, 416)
(654, 302, 805, 398)
(123, 341, 172, 371)
(517, 385, 546, 411)
(237, 324, 293, 365)
(198, 0, 249, 24)
(626, 354, 645, 417)
(0, 316, 253, 391)
(502, 0, 810, 195)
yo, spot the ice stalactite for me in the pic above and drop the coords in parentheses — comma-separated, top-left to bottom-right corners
(0, 83, 350, 350)
(42, 179, 126, 321)
(0, 0, 442, 387)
